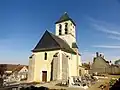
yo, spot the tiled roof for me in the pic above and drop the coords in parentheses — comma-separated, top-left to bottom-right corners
(12, 65, 28, 73)
(0, 64, 28, 72)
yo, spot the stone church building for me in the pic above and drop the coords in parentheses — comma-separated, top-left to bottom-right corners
(28, 13, 82, 82)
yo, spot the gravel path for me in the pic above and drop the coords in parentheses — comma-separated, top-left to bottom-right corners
(87, 78, 110, 90)
(36, 81, 86, 90)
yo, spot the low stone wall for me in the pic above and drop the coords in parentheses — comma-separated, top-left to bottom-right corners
(91, 67, 120, 75)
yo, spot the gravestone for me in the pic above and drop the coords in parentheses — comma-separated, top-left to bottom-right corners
(0, 78, 3, 86)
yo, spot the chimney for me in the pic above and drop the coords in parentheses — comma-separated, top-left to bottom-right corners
(109, 61, 112, 65)
(100, 54, 102, 57)
(100, 53, 104, 58)
(96, 52, 99, 57)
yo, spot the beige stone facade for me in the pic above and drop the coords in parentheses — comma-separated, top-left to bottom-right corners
(28, 50, 81, 82)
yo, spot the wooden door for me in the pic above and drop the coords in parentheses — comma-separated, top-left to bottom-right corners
(42, 71, 47, 82)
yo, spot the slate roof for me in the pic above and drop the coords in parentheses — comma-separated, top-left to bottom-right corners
(93, 56, 110, 66)
(55, 12, 76, 26)
(32, 30, 76, 54)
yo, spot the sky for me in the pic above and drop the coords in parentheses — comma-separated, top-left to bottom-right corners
(0, 0, 120, 64)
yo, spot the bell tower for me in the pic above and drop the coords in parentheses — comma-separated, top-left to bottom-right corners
(55, 12, 76, 47)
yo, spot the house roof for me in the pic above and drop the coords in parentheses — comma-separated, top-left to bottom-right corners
(111, 64, 119, 68)
(12, 65, 28, 73)
(32, 30, 76, 54)
(0, 64, 28, 72)
(55, 12, 76, 26)
(93, 56, 110, 66)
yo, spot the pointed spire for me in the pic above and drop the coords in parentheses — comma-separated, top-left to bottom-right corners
(64, 12, 67, 14)
(55, 12, 76, 26)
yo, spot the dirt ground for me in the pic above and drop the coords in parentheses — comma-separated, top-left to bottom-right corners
(36, 75, 120, 90)
(87, 75, 120, 90)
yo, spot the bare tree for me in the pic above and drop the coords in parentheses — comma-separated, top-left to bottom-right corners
(115, 59, 120, 65)
(0, 64, 7, 86)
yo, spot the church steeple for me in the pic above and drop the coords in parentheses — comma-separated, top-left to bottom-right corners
(55, 12, 76, 26)
(55, 12, 76, 47)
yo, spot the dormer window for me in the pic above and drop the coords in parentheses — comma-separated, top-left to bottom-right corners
(65, 23, 68, 34)
(59, 24, 62, 35)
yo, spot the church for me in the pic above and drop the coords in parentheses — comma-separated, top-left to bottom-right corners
(28, 12, 82, 82)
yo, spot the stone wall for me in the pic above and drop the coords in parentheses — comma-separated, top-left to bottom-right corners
(52, 52, 69, 81)
(91, 56, 110, 74)
(62, 53, 69, 80)
(52, 53, 60, 80)
(108, 66, 120, 74)
(28, 55, 35, 82)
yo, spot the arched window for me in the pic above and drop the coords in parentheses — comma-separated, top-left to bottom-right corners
(65, 23, 68, 34)
(59, 24, 62, 35)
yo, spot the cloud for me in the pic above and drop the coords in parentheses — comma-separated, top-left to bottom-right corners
(90, 18, 120, 48)
(82, 16, 120, 62)
(87, 16, 107, 25)
(108, 36, 120, 40)
(86, 16, 120, 36)
(92, 23, 120, 36)
(93, 45, 120, 49)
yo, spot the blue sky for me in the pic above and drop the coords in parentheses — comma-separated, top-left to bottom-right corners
(0, 0, 120, 64)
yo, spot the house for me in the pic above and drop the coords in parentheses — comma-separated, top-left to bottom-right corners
(0, 64, 28, 82)
(91, 52, 110, 74)
(91, 52, 120, 75)
(28, 12, 82, 82)
(7, 65, 28, 82)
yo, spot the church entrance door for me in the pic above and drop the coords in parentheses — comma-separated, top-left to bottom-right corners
(42, 71, 47, 82)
